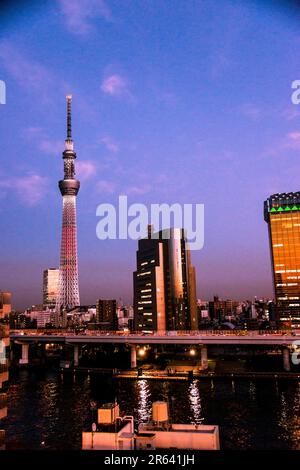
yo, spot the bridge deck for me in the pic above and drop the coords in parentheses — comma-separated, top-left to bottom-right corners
(10, 331, 300, 346)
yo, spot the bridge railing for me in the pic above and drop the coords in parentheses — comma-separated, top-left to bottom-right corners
(10, 328, 294, 337)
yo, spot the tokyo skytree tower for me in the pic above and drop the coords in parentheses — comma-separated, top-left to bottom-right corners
(56, 95, 80, 323)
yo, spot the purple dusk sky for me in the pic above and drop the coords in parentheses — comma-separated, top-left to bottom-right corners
(1, 0, 300, 310)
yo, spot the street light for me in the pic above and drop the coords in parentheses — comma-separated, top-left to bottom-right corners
(138, 347, 146, 357)
(189, 348, 196, 356)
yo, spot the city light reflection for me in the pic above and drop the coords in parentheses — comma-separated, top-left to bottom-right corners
(188, 379, 203, 424)
(136, 380, 151, 423)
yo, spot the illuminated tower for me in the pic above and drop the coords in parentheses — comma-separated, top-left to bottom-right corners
(56, 95, 80, 325)
(264, 192, 300, 328)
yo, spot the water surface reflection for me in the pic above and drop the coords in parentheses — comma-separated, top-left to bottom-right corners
(4, 370, 300, 450)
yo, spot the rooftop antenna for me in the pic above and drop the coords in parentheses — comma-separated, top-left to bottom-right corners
(66, 94, 72, 141)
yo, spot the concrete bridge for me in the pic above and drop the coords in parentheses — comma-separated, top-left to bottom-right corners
(10, 330, 300, 372)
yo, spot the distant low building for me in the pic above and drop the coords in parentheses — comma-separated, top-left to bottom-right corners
(208, 296, 240, 323)
(9, 313, 33, 329)
(0, 292, 11, 320)
(96, 299, 117, 330)
(67, 305, 96, 324)
(197, 300, 209, 327)
(117, 305, 134, 330)
(29, 309, 55, 328)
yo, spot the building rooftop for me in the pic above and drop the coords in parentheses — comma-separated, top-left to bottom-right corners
(264, 191, 300, 221)
(99, 403, 117, 409)
(139, 423, 218, 434)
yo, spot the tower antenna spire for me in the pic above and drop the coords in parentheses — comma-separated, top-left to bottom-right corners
(66, 94, 72, 141)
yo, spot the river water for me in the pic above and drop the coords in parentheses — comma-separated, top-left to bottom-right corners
(3, 369, 300, 450)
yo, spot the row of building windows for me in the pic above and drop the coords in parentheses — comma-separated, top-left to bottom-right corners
(136, 271, 151, 277)
(276, 283, 299, 287)
(275, 269, 300, 273)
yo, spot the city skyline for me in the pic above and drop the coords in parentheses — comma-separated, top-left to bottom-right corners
(1, 1, 300, 309)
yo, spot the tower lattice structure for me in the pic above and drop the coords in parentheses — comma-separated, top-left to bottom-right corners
(56, 95, 80, 324)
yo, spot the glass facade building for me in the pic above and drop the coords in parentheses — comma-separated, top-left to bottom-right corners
(43, 269, 59, 308)
(264, 192, 300, 328)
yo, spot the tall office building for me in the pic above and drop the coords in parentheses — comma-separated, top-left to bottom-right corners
(0, 324, 9, 450)
(56, 96, 80, 326)
(264, 192, 300, 328)
(43, 269, 59, 308)
(96, 299, 117, 330)
(133, 227, 197, 332)
(0, 293, 11, 320)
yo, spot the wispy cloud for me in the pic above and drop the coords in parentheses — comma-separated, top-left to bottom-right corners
(209, 4, 248, 79)
(21, 127, 44, 138)
(57, 0, 112, 35)
(0, 42, 54, 102)
(126, 184, 152, 195)
(96, 180, 116, 194)
(210, 52, 232, 79)
(240, 103, 262, 121)
(22, 127, 62, 156)
(39, 139, 62, 156)
(101, 74, 132, 99)
(95, 180, 152, 196)
(262, 130, 300, 158)
(281, 107, 300, 121)
(0, 173, 48, 206)
(284, 131, 300, 150)
(101, 135, 119, 153)
(76, 160, 97, 180)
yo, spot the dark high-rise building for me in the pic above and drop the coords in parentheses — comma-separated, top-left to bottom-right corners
(264, 192, 300, 328)
(268, 300, 277, 324)
(133, 228, 197, 332)
(56, 96, 80, 326)
(96, 299, 117, 330)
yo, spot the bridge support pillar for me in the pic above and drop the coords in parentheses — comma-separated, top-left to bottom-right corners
(201, 345, 208, 370)
(130, 345, 137, 368)
(73, 345, 79, 367)
(19, 343, 29, 365)
(283, 347, 291, 372)
(9, 345, 13, 362)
